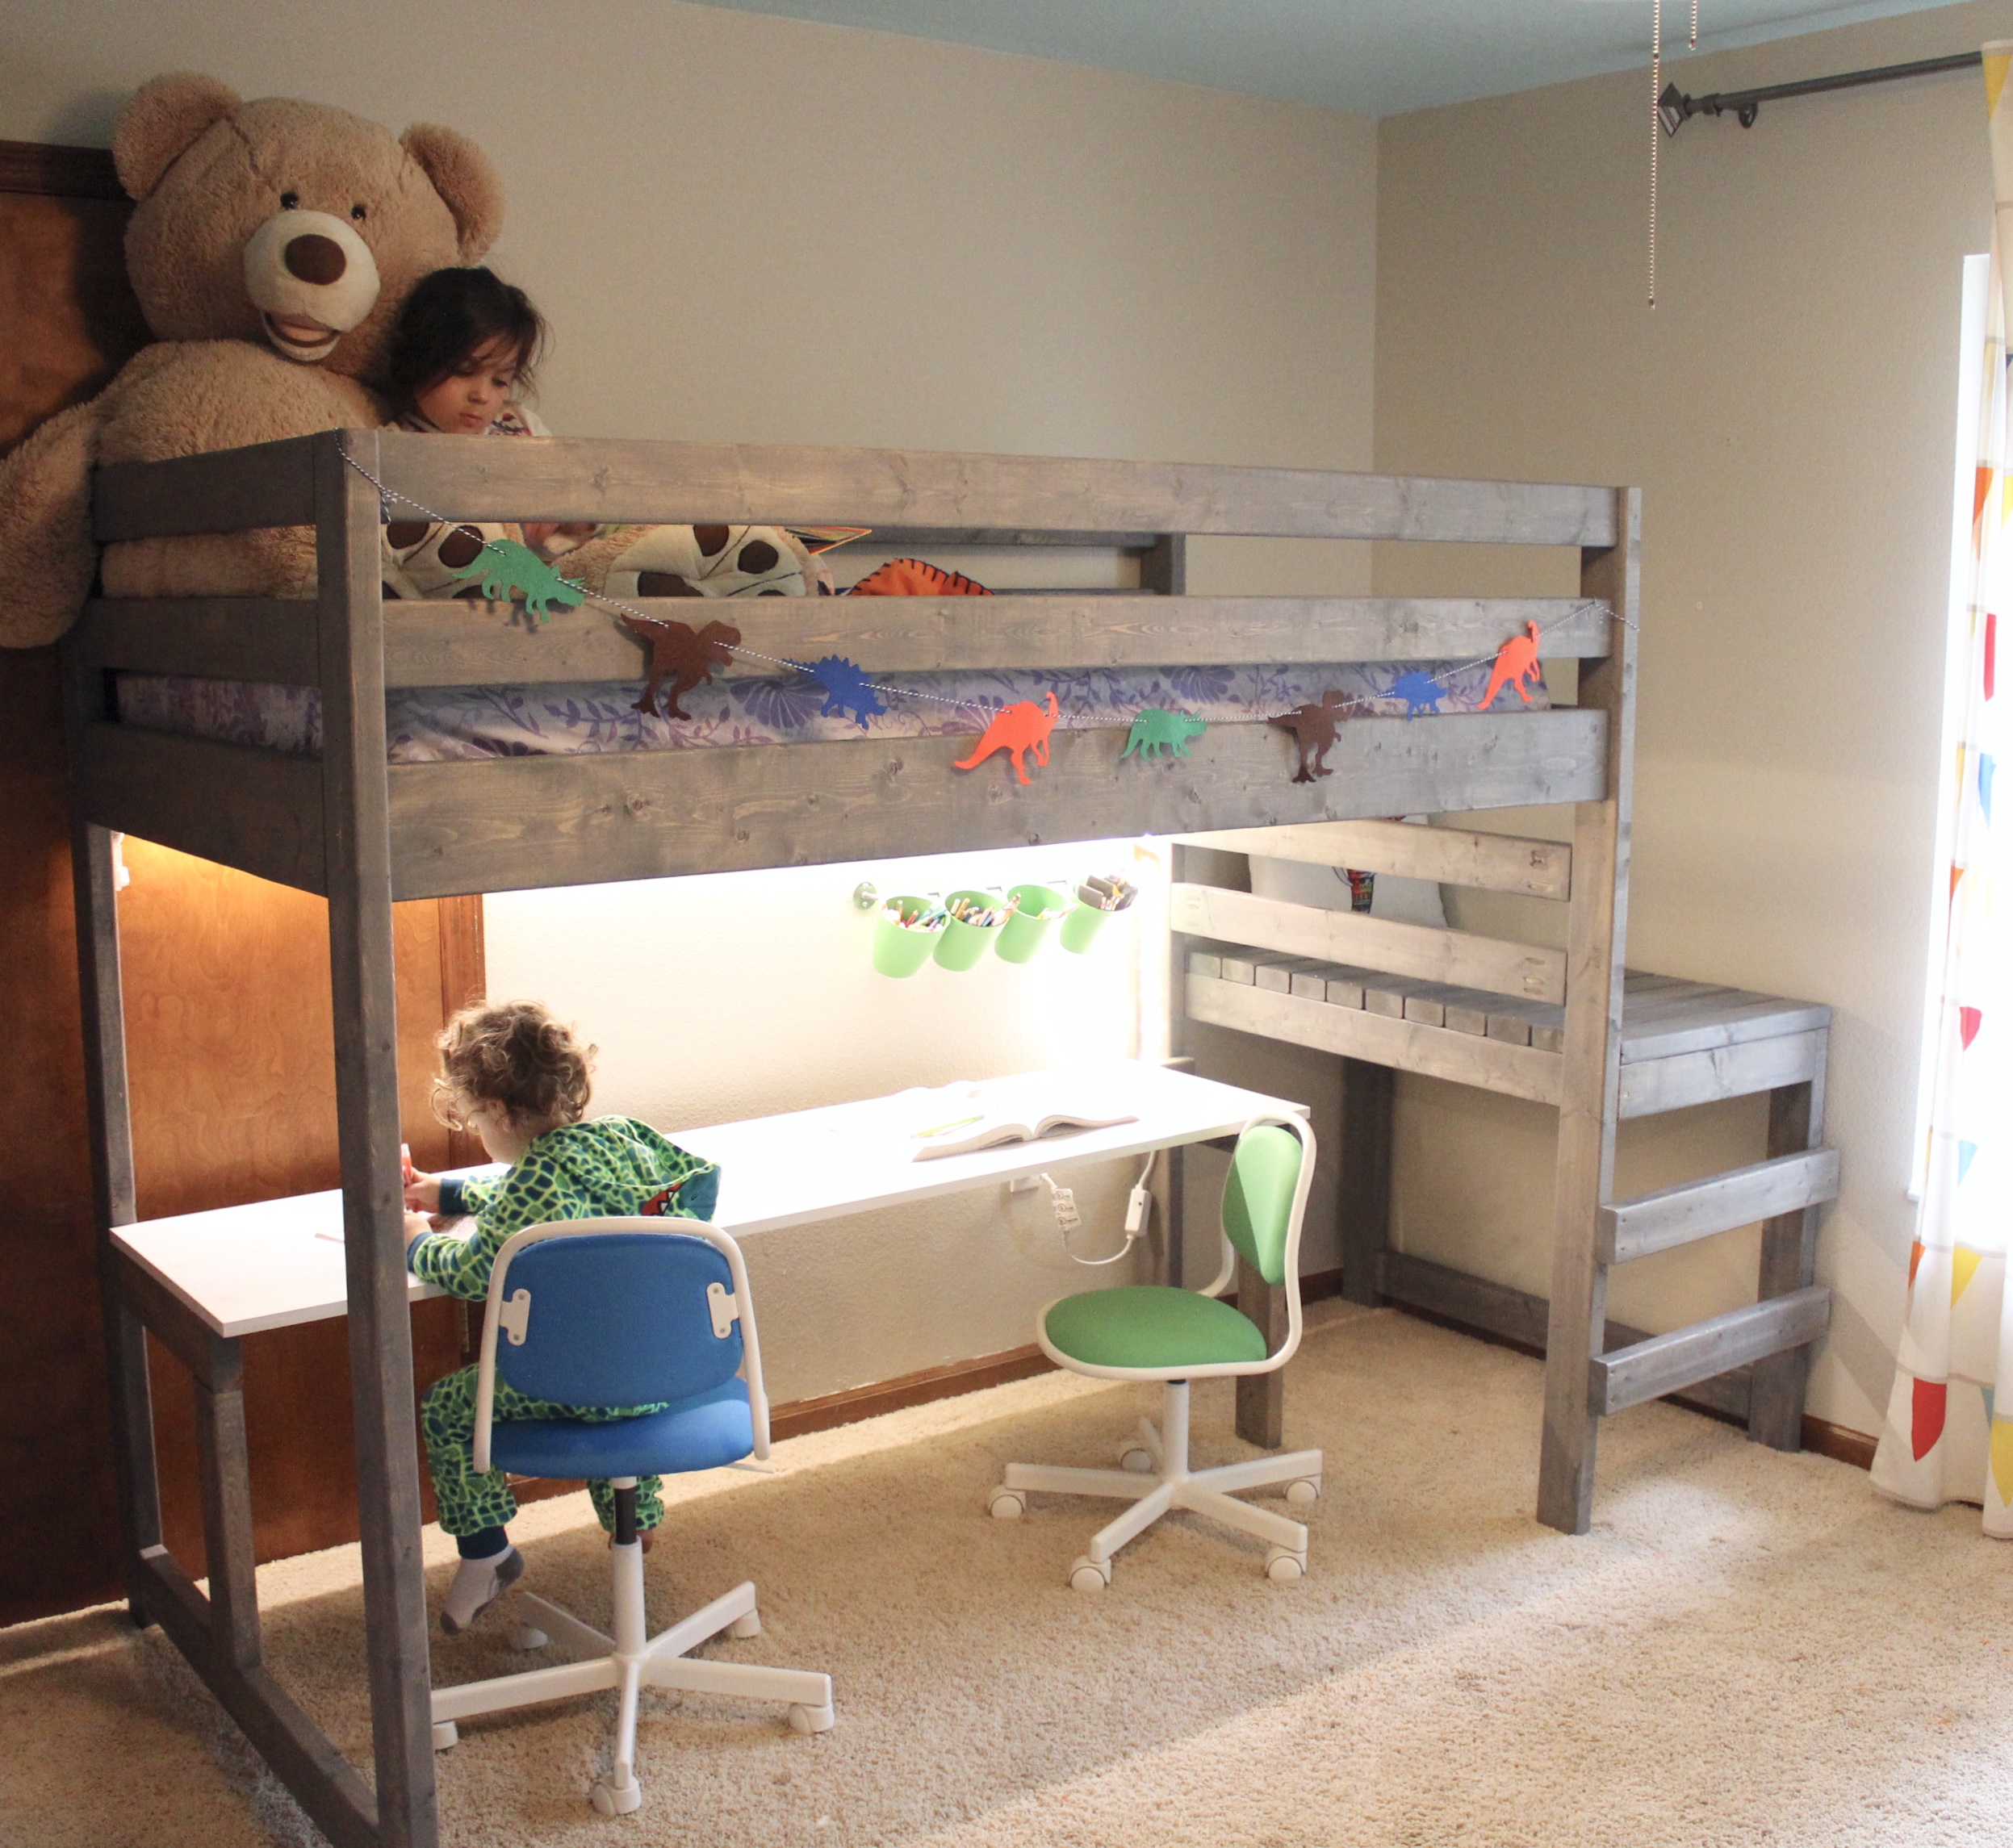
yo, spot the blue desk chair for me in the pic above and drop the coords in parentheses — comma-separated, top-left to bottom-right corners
(428, 1219, 833, 1817)
(989, 1114, 1324, 1587)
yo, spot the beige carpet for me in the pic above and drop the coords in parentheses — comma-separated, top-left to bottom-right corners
(5, 1305, 2010, 1848)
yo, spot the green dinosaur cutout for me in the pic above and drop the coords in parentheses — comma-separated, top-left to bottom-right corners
(474, 538, 584, 621)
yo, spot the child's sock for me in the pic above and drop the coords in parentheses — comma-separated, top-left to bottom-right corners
(440, 1533, 522, 1634)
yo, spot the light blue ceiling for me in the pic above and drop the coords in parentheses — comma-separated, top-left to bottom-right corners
(688, 0, 1969, 115)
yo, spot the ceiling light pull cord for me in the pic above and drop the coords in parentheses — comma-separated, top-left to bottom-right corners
(1650, 0, 1662, 309)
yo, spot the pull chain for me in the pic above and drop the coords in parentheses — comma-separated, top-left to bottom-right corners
(1650, 0, 1662, 307)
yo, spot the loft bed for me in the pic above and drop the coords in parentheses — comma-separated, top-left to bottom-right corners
(62, 429, 1786, 1848)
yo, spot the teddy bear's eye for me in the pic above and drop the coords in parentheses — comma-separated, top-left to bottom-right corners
(279, 190, 299, 211)
(349, 203, 367, 222)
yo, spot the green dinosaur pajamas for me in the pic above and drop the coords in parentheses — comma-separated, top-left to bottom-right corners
(408, 1115, 721, 1537)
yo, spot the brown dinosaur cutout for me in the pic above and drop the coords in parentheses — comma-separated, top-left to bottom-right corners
(1483, 619, 1543, 709)
(621, 613, 743, 720)
(1270, 689, 1355, 783)
(953, 691, 1061, 784)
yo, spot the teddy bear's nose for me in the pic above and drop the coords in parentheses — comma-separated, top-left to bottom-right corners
(283, 233, 347, 285)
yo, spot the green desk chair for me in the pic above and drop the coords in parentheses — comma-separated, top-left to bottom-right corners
(989, 1113, 1322, 1588)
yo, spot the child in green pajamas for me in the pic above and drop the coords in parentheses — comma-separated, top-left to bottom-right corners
(403, 1000, 721, 1634)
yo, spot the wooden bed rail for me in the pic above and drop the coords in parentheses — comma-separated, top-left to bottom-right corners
(93, 429, 1622, 546)
(76, 592, 1616, 688)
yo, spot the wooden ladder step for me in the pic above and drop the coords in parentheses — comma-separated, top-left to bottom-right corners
(1590, 1286, 1831, 1416)
(1597, 1147, 1839, 1265)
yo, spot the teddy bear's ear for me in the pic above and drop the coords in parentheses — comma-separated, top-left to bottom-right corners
(402, 124, 505, 263)
(112, 72, 241, 202)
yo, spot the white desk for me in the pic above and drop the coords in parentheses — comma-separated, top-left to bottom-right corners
(114, 1060, 1304, 1340)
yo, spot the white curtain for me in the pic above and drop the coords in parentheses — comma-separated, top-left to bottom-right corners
(1869, 44, 2013, 1537)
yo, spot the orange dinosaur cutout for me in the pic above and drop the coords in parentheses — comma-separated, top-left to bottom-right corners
(954, 692, 1060, 784)
(1482, 620, 1543, 709)
(621, 614, 742, 720)
(1270, 690, 1354, 783)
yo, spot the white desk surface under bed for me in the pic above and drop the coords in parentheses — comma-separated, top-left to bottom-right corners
(113, 1061, 1304, 1340)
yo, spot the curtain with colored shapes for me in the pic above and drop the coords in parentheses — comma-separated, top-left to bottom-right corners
(1869, 44, 2013, 1538)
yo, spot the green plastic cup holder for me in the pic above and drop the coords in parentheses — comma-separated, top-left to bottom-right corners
(1059, 876, 1136, 954)
(935, 889, 1010, 970)
(872, 895, 944, 978)
(1059, 904, 1111, 954)
(996, 883, 1069, 964)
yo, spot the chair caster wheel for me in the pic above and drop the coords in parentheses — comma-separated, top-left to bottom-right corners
(431, 1720, 458, 1751)
(1284, 1477, 1320, 1508)
(727, 1609, 762, 1640)
(1119, 1447, 1154, 1474)
(1069, 1556, 1111, 1592)
(508, 1623, 549, 1650)
(590, 1777, 642, 1816)
(1265, 1545, 1307, 1583)
(988, 1487, 1025, 1520)
(789, 1701, 836, 1734)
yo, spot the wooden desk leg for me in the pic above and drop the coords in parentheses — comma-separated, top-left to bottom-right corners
(1340, 1059, 1393, 1306)
(1162, 1144, 1186, 1290)
(1235, 1252, 1287, 1449)
(1748, 1072, 1824, 1451)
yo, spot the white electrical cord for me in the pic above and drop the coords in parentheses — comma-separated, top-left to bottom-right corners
(1049, 1149, 1157, 1266)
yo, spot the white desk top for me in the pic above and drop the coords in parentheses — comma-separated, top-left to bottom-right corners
(111, 1061, 1303, 1342)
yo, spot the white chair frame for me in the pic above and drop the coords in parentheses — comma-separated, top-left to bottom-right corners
(430, 1218, 833, 1817)
(992, 1114, 1325, 1587)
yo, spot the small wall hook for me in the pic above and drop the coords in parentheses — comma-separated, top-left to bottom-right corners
(852, 881, 879, 912)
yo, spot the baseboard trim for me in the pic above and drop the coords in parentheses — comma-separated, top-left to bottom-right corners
(769, 1343, 1058, 1442)
(519, 1268, 1879, 1470)
(1800, 1414, 1877, 1470)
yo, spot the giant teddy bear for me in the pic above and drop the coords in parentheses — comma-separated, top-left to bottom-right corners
(0, 72, 503, 649)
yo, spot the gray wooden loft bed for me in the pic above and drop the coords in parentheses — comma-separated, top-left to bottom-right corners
(61, 429, 1829, 1848)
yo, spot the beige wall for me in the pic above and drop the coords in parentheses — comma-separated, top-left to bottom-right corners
(0, 0, 1378, 1399)
(1375, 1, 2013, 1436)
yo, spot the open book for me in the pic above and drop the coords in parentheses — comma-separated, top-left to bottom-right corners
(903, 1082, 1137, 1161)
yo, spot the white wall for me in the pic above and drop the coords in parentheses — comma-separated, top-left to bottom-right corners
(1373, 0, 2013, 1436)
(0, 0, 1379, 1399)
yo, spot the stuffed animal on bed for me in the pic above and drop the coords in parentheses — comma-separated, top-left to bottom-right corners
(0, 73, 502, 648)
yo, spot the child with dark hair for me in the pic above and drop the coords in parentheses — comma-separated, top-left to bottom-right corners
(378, 268, 594, 592)
(385, 265, 548, 437)
(404, 1000, 720, 1633)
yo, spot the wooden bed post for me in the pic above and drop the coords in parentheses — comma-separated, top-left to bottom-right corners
(60, 636, 160, 1618)
(315, 429, 438, 1848)
(1747, 1059, 1827, 1450)
(1537, 487, 1641, 1537)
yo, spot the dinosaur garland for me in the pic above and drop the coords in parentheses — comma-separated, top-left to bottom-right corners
(621, 614, 742, 721)
(954, 692, 1060, 785)
(1122, 709, 1207, 760)
(790, 654, 889, 730)
(472, 538, 585, 622)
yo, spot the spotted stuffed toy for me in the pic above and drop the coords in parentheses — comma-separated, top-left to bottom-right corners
(598, 523, 832, 600)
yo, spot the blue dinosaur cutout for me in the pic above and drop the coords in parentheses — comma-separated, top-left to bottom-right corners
(792, 654, 889, 730)
(1386, 671, 1447, 718)
(474, 538, 585, 622)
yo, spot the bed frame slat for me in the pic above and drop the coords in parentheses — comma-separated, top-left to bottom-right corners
(1169, 880, 1566, 1003)
(372, 432, 1619, 545)
(382, 708, 1607, 899)
(1179, 817, 1573, 898)
(78, 598, 320, 684)
(73, 723, 327, 893)
(94, 437, 318, 541)
(368, 593, 1613, 690)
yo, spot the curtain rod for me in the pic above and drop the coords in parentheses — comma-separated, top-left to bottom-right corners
(1658, 48, 1980, 135)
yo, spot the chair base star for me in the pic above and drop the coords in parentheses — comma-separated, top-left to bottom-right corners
(432, 1485, 832, 1817)
(991, 1379, 1321, 1586)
